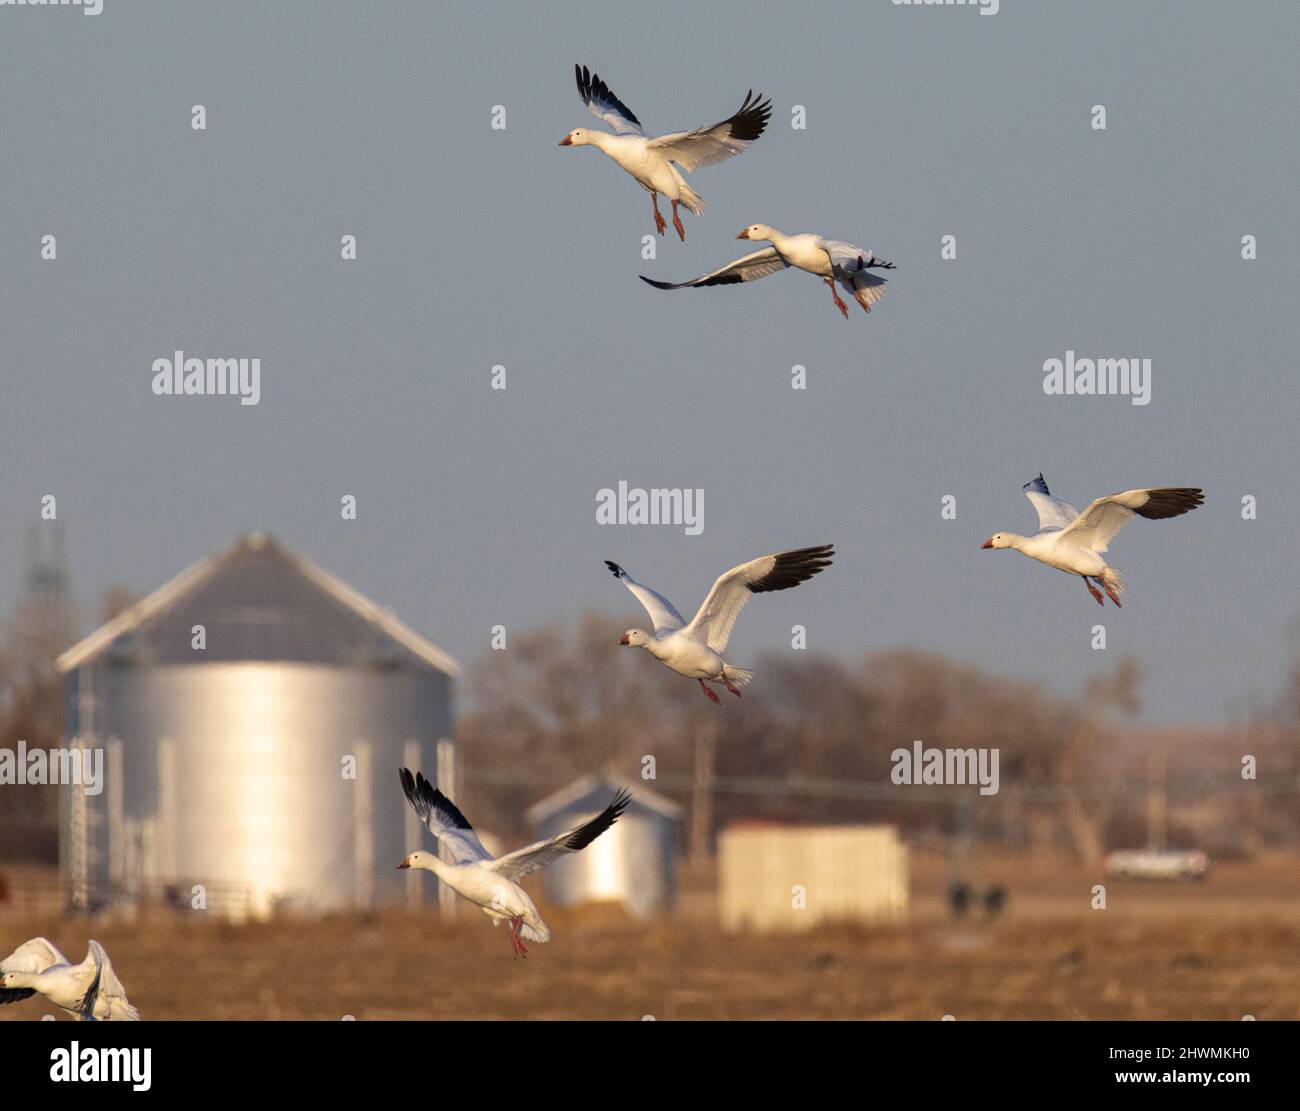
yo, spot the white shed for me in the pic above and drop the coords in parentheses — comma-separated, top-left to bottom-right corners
(525, 774, 682, 918)
(718, 823, 907, 932)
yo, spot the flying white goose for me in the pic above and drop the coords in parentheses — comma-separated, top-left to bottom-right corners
(0, 938, 139, 1021)
(398, 769, 629, 958)
(981, 474, 1204, 606)
(641, 223, 894, 318)
(606, 545, 834, 702)
(560, 64, 772, 241)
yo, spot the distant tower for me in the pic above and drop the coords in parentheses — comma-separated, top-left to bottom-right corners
(0, 524, 78, 861)
(21, 521, 78, 651)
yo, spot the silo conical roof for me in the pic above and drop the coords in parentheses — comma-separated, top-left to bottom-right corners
(57, 532, 457, 674)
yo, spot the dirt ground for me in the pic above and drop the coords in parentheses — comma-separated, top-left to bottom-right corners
(3, 850, 1299, 1020)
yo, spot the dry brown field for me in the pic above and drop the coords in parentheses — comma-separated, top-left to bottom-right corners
(3, 850, 1299, 1020)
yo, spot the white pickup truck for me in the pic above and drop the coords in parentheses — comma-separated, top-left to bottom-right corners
(1104, 849, 1210, 881)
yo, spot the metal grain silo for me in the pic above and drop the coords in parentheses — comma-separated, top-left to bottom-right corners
(56, 532, 458, 919)
(525, 774, 681, 918)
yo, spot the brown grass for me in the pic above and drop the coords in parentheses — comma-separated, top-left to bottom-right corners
(3, 851, 1300, 1020)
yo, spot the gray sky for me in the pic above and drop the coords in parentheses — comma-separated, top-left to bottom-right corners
(1, 0, 1296, 723)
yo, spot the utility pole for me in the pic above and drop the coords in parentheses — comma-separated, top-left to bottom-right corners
(690, 717, 715, 862)
(1146, 745, 1168, 850)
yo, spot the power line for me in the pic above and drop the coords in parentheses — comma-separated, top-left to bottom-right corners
(464, 767, 1298, 804)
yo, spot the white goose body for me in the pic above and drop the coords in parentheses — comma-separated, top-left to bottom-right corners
(982, 474, 1204, 606)
(413, 855, 548, 938)
(1011, 529, 1108, 577)
(641, 223, 894, 318)
(606, 544, 834, 703)
(0, 938, 139, 1021)
(643, 629, 726, 681)
(582, 130, 692, 201)
(398, 769, 630, 957)
(561, 65, 771, 241)
(762, 230, 839, 277)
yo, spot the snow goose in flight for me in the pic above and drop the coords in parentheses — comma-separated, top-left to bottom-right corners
(560, 65, 772, 241)
(981, 474, 1204, 606)
(0, 938, 139, 1020)
(606, 545, 834, 703)
(397, 768, 629, 958)
(641, 223, 894, 318)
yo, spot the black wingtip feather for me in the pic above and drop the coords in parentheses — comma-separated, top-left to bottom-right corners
(399, 767, 476, 832)
(605, 559, 624, 577)
(747, 544, 835, 595)
(563, 789, 632, 853)
(575, 64, 642, 128)
(1134, 488, 1204, 520)
(643, 266, 751, 290)
(76, 961, 102, 1020)
(1023, 473, 1050, 495)
(725, 91, 772, 142)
